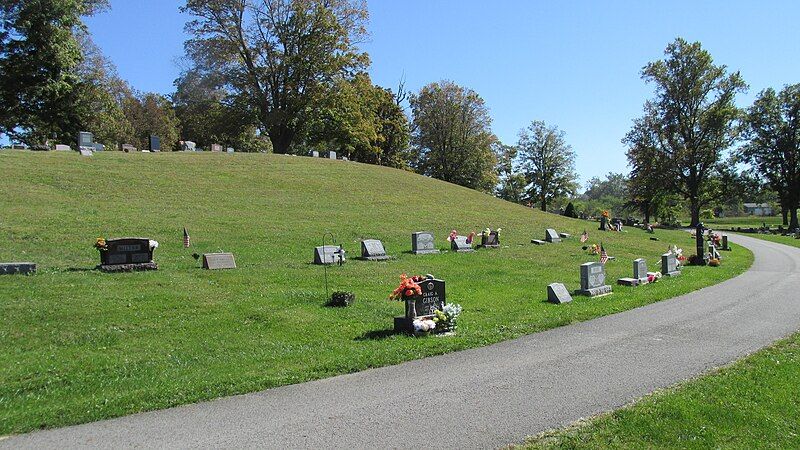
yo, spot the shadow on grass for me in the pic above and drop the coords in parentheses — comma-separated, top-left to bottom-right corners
(355, 328, 400, 341)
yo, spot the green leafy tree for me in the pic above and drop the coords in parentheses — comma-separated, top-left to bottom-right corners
(122, 92, 180, 151)
(624, 117, 671, 223)
(181, 0, 369, 154)
(495, 142, 526, 203)
(742, 85, 800, 230)
(410, 80, 498, 192)
(0, 0, 108, 145)
(627, 38, 747, 226)
(517, 120, 578, 211)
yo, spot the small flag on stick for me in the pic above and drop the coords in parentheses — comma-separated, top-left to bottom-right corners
(580, 230, 589, 243)
(183, 227, 191, 248)
(600, 243, 609, 264)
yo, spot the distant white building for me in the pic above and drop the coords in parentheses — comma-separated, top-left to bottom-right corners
(743, 203, 774, 216)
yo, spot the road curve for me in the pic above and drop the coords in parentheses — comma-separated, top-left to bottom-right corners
(3, 234, 800, 449)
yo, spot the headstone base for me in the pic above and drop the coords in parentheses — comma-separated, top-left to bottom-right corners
(361, 255, 391, 261)
(98, 262, 158, 273)
(575, 285, 613, 297)
(412, 249, 440, 255)
(453, 247, 475, 253)
(479, 244, 500, 249)
(617, 277, 648, 287)
(531, 239, 547, 245)
(559, 233, 571, 239)
(394, 317, 414, 333)
(664, 270, 681, 277)
(0, 262, 37, 275)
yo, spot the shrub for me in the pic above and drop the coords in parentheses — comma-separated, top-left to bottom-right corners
(327, 291, 355, 307)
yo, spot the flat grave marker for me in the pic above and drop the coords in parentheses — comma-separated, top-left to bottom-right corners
(545, 228, 561, 243)
(451, 235, 474, 253)
(0, 262, 37, 275)
(202, 253, 237, 270)
(313, 245, 346, 265)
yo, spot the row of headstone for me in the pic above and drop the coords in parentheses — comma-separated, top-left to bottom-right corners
(94, 237, 236, 272)
(308, 150, 339, 160)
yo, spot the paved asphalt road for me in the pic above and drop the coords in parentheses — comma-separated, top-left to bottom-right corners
(3, 234, 800, 449)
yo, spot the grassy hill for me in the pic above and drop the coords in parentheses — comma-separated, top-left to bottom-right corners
(0, 151, 752, 434)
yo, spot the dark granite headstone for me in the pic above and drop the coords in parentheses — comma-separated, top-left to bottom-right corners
(149, 135, 161, 152)
(0, 262, 37, 275)
(360, 239, 390, 261)
(545, 228, 561, 243)
(721, 235, 730, 251)
(99, 238, 157, 272)
(78, 131, 93, 149)
(313, 246, 346, 265)
(394, 278, 446, 332)
(547, 283, 572, 304)
(451, 235, 474, 252)
(480, 232, 500, 248)
(661, 253, 681, 277)
(576, 262, 612, 297)
(412, 232, 439, 255)
(202, 253, 237, 270)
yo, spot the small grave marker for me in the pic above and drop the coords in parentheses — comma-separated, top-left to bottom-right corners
(559, 232, 571, 239)
(202, 253, 236, 270)
(329, 151, 337, 159)
(661, 253, 681, 277)
(0, 262, 37, 275)
(412, 232, 440, 255)
(545, 228, 561, 243)
(721, 235, 731, 251)
(211, 144, 223, 152)
(311, 151, 319, 157)
(618, 258, 649, 286)
(531, 239, 547, 245)
(149, 135, 161, 152)
(360, 239, 390, 261)
(313, 245, 346, 265)
(54, 144, 71, 151)
(480, 231, 500, 248)
(576, 262, 612, 297)
(547, 283, 572, 304)
(79, 148, 93, 157)
(121, 144, 137, 152)
(451, 235, 474, 253)
(226, 147, 234, 154)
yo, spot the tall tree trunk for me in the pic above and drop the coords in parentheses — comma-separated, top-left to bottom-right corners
(540, 197, 547, 212)
(690, 197, 701, 228)
(782, 206, 789, 226)
(790, 208, 799, 231)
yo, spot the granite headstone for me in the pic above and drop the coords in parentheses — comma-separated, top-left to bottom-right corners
(412, 232, 440, 255)
(576, 261, 612, 297)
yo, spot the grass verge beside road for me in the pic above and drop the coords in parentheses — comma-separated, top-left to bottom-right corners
(523, 332, 800, 449)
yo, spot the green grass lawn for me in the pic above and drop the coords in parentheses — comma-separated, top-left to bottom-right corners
(0, 151, 753, 435)
(701, 215, 784, 229)
(523, 332, 800, 449)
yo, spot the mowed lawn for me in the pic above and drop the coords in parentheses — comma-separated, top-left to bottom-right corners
(523, 332, 800, 449)
(0, 151, 752, 435)
(702, 216, 800, 250)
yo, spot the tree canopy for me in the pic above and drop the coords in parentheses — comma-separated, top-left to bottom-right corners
(517, 120, 578, 211)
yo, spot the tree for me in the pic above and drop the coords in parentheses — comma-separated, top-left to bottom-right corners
(410, 80, 498, 192)
(624, 116, 671, 223)
(0, 0, 108, 145)
(742, 85, 800, 230)
(181, 0, 369, 154)
(627, 38, 747, 226)
(304, 73, 411, 167)
(517, 120, 578, 212)
(584, 173, 628, 201)
(122, 92, 181, 151)
(563, 202, 577, 218)
(495, 142, 526, 203)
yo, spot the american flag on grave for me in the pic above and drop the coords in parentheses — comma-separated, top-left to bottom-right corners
(600, 243, 609, 264)
(580, 230, 589, 243)
(183, 227, 191, 248)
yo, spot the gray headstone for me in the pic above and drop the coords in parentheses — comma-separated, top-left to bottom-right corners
(633, 258, 648, 281)
(661, 253, 681, 277)
(78, 131, 93, 148)
(313, 246, 346, 265)
(181, 141, 196, 152)
(576, 262, 612, 297)
(412, 232, 440, 255)
(202, 253, 236, 270)
(547, 283, 572, 304)
(531, 239, 547, 245)
(121, 144, 137, 152)
(54, 144, 71, 151)
(79, 148, 93, 157)
(559, 232, 571, 239)
(0, 262, 37, 275)
(361, 239, 390, 261)
(226, 147, 234, 154)
(451, 235, 474, 252)
(211, 144, 222, 153)
(545, 228, 561, 243)
(329, 151, 337, 159)
(311, 151, 319, 158)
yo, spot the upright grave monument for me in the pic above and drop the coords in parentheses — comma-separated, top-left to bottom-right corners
(149, 135, 161, 152)
(576, 261, 612, 297)
(661, 253, 681, 277)
(394, 278, 446, 333)
(412, 232, 440, 255)
(480, 230, 500, 248)
(97, 238, 158, 272)
(618, 258, 649, 286)
(360, 239, 390, 261)
(545, 228, 561, 243)
(451, 235, 474, 253)
(547, 283, 573, 304)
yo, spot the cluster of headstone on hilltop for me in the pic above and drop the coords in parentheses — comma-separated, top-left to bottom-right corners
(27, 131, 239, 156)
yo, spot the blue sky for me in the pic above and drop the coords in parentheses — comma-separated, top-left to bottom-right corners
(85, 1, 800, 186)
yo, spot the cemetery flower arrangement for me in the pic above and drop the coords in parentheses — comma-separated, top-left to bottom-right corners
(647, 272, 663, 283)
(708, 258, 721, 267)
(481, 227, 502, 237)
(433, 303, 463, 332)
(94, 237, 108, 252)
(602, 210, 610, 219)
(389, 274, 423, 300)
(149, 240, 159, 250)
(412, 318, 436, 333)
(447, 230, 458, 242)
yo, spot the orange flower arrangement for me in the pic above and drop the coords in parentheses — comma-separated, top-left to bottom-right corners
(94, 237, 108, 252)
(602, 210, 610, 218)
(389, 274, 423, 300)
